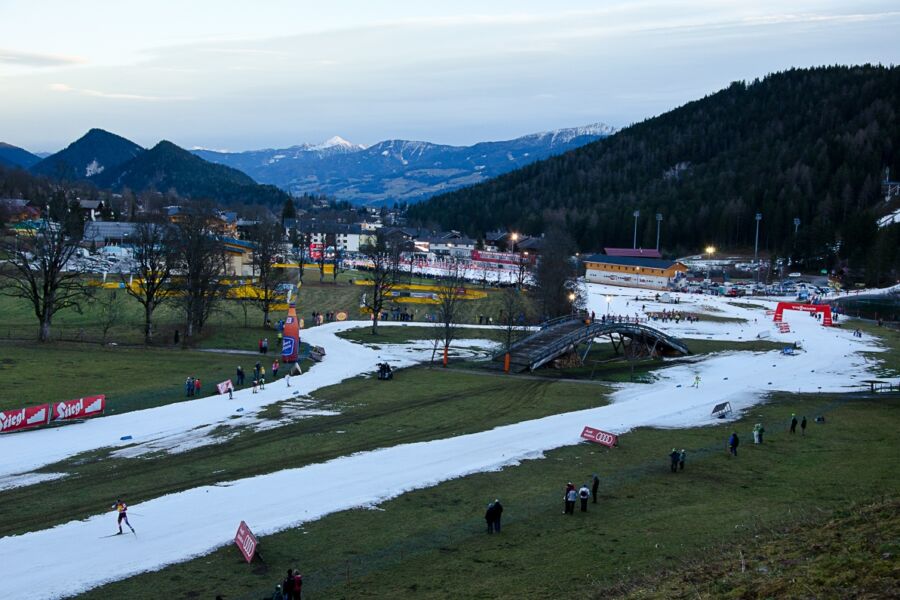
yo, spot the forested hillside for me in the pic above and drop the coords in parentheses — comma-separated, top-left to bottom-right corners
(408, 65, 900, 282)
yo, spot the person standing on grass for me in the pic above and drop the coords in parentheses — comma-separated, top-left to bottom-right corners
(753, 423, 761, 444)
(578, 483, 591, 512)
(591, 473, 600, 504)
(491, 499, 503, 532)
(263, 338, 269, 354)
(236, 366, 245, 386)
(194, 377, 201, 397)
(485, 500, 495, 533)
(281, 569, 294, 600)
(272, 360, 280, 379)
(564, 485, 577, 515)
(728, 432, 739, 457)
(184, 376, 193, 397)
(801, 416, 807, 436)
(289, 569, 303, 600)
(258, 338, 263, 354)
(669, 448, 680, 472)
(757, 423, 765, 444)
(790, 413, 798, 434)
(679, 449, 686, 471)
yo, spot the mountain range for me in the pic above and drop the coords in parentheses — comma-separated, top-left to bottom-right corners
(20, 129, 289, 206)
(0, 143, 42, 170)
(192, 123, 615, 205)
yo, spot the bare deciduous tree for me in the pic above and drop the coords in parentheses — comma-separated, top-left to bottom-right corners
(533, 226, 579, 320)
(246, 216, 286, 327)
(95, 288, 124, 344)
(429, 259, 469, 366)
(171, 206, 228, 341)
(0, 215, 86, 342)
(122, 218, 175, 344)
(360, 233, 401, 335)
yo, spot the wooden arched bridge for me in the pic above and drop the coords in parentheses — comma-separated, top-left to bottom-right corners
(494, 315, 690, 373)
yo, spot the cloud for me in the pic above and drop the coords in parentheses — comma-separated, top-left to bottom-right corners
(49, 82, 192, 101)
(0, 48, 85, 67)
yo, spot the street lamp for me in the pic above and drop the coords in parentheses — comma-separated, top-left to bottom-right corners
(754, 212, 762, 284)
(632, 210, 640, 249)
(705, 245, 716, 282)
(568, 291, 576, 314)
(793, 217, 801, 234)
(655, 213, 663, 251)
(605, 294, 612, 315)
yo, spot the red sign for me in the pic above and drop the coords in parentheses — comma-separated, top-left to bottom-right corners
(234, 520, 258, 563)
(217, 380, 234, 395)
(580, 426, 618, 447)
(52, 395, 105, 422)
(0, 404, 50, 434)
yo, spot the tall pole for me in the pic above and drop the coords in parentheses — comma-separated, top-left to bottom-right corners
(655, 213, 662, 251)
(793, 217, 800, 234)
(632, 210, 640, 249)
(754, 212, 762, 284)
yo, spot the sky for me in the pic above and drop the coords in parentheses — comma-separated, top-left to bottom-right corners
(1, 1, 898, 152)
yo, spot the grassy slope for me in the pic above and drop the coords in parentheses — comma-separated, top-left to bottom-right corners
(0, 370, 609, 538)
(80, 391, 900, 599)
(617, 497, 900, 599)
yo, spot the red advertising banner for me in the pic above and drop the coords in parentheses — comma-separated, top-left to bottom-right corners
(0, 404, 50, 434)
(217, 380, 234, 395)
(234, 520, 258, 563)
(580, 426, 618, 447)
(52, 395, 105, 422)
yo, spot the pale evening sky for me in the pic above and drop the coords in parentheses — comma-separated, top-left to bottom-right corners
(1, 0, 898, 153)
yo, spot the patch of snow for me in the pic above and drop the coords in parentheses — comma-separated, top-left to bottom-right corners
(0, 471, 66, 492)
(877, 208, 900, 228)
(84, 160, 104, 177)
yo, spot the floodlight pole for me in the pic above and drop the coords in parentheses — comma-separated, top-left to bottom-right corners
(655, 213, 662, 251)
(632, 210, 640, 249)
(754, 213, 762, 284)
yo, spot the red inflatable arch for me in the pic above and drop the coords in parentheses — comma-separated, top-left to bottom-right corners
(773, 302, 832, 326)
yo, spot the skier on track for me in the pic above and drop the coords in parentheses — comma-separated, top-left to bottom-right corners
(111, 498, 135, 535)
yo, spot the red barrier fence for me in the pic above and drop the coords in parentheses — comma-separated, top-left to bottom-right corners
(53, 395, 105, 422)
(580, 426, 619, 447)
(0, 395, 105, 433)
(0, 404, 50, 434)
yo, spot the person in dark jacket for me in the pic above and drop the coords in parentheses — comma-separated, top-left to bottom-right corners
(790, 413, 798, 434)
(236, 366, 245, 386)
(669, 448, 680, 472)
(491, 499, 502, 533)
(728, 432, 739, 456)
(578, 484, 591, 512)
(678, 449, 686, 471)
(800, 416, 807, 436)
(485, 500, 495, 534)
(563, 482, 576, 514)
(591, 473, 600, 504)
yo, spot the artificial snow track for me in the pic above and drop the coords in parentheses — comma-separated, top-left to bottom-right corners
(0, 292, 884, 599)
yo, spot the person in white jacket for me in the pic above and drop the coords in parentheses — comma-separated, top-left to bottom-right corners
(578, 484, 591, 512)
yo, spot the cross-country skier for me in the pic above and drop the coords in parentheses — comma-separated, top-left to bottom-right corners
(111, 498, 135, 535)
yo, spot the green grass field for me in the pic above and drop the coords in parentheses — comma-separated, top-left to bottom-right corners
(78, 390, 900, 599)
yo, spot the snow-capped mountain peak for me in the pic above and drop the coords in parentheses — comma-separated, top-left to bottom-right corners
(313, 136, 366, 152)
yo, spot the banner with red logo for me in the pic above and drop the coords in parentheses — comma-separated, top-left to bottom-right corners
(580, 426, 618, 447)
(0, 404, 51, 434)
(234, 520, 258, 563)
(217, 379, 234, 395)
(52, 395, 105, 422)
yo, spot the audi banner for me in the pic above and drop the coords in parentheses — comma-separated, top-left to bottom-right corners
(52, 395, 106, 422)
(0, 404, 51, 434)
(580, 426, 618, 447)
(234, 521, 258, 563)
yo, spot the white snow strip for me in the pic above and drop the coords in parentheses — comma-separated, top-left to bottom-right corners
(0, 293, 885, 599)
(0, 472, 65, 492)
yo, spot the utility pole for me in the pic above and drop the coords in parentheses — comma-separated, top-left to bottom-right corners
(754, 212, 762, 284)
(655, 213, 663, 251)
(632, 210, 640, 249)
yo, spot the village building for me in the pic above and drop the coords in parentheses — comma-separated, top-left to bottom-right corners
(583, 254, 687, 290)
